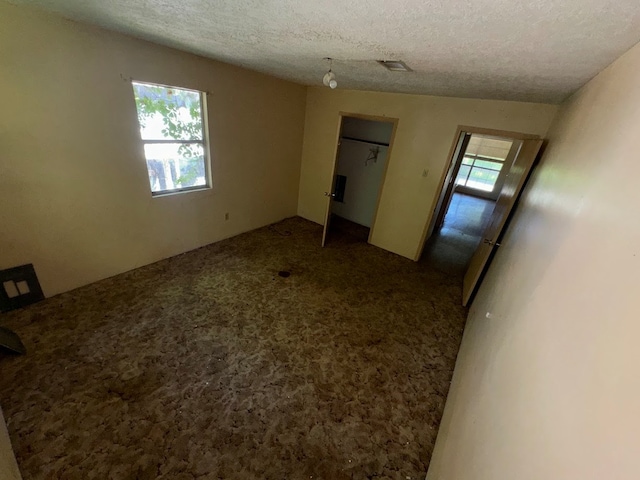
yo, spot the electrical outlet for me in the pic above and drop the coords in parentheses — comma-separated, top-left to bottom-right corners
(0, 264, 44, 312)
(224, 212, 229, 221)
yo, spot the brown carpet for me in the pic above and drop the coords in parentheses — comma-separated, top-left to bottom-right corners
(0, 217, 468, 480)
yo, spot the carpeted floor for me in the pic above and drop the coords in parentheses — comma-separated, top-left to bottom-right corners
(0, 217, 469, 480)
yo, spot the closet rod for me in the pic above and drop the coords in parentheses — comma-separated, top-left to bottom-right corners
(340, 136, 389, 147)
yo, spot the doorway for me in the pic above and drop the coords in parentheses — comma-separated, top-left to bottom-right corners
(430, 134, 520, 264)
(322, 114, 398, 246)
(420, 127, 543, 306)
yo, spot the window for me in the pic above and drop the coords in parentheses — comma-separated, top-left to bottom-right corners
(132, 81, 210, 195)
(454, 136, 513, 193)
(455, 154, 504, 192)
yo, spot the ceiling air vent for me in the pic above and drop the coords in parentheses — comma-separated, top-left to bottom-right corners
(377, 60, 412, 72)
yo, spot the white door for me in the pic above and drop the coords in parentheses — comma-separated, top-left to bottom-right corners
(321, 139, 342, 247)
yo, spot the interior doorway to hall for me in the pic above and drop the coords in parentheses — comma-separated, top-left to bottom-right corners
(425, 134, 517, 269)
(322, 114, 397, 246)
(421, 127, 543, 305)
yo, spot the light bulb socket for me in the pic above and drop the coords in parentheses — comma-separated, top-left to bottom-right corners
(323, 71, 336, 87)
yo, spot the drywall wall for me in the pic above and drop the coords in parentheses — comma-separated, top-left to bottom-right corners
(0, 2, 306, 296)
(427, 40, 640, 480)
(0, 408, 22, 480)
(331, 140, 389, 227)
(298, 88, 557, 260)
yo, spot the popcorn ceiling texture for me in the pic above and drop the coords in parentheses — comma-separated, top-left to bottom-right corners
(0, 217, 469, 479)
(8, 0, 640, 103)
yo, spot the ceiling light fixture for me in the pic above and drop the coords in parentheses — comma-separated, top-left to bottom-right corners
(322, 57, 338, 89)
(377, 60, 412, 72)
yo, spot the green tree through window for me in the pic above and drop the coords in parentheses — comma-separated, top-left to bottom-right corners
(132, 82, 210, 194)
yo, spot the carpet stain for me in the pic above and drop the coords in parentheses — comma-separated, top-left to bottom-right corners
(0, 217, 468, 479)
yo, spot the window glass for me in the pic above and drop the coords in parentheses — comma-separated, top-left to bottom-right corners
(456, 165, 471, 185)
(132, 82, 209, 195)
(466, 168, 499, 191)
(473, 159, 503, 171)
(454, 135, 514, 193)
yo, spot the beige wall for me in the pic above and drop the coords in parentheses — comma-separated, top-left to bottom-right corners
(427, 41, 640, 480)
(0, 408, 21, 479)
(297, 88, 557, 259)
(0, 2, 307, 296)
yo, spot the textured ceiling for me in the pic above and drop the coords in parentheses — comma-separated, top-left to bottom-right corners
(9, 0, 640, 103)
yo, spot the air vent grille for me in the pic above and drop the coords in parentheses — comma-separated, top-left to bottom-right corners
(377, 60, 412, 72)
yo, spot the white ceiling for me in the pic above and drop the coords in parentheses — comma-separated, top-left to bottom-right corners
(10, 0, 640, 103)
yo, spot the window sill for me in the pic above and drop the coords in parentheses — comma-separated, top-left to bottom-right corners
(151, 185, 212, 198)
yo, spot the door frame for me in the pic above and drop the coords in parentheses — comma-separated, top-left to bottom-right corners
(414, 125, 540, 260)
(429, 131, 471, 236)
(322, 112, 399, 245)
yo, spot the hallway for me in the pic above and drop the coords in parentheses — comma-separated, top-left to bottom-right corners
(421, 193, 495, 276)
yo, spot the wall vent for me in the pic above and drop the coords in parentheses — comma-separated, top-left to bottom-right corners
(0, 264, 44, 313)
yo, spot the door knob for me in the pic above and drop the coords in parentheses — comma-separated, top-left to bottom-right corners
(324, 192, 336, 197)
(483, 238, 501, 247)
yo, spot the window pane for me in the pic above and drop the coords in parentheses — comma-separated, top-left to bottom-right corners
(473, 159, 503, 171)
(461, 156, 474, 166)
(132, 82, 203, 141)
(455, 165, 471, 186)
(143, 143, 206, 193)
(466, 167, 499, 192)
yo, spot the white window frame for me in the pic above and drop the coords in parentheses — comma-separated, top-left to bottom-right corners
(455, 153, 505, 193)
(132, 81, 212, 197)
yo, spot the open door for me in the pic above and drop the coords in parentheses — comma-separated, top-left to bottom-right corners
(321, 187, 337, 246)
(431, 132, 472, 232)
(321, 136, 343, 247)
(321, 113, 398, 247)
(462, 138, 543, 306)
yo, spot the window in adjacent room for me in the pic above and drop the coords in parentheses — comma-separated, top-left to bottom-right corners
(454, 135, 513, 193)
(132, 81, 210, 195)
